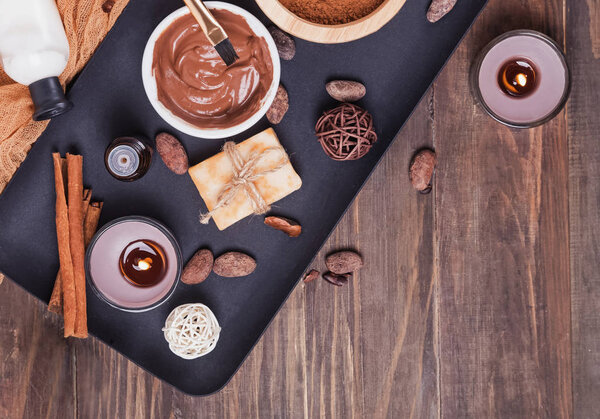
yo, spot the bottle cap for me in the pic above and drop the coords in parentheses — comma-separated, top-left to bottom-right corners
(28, 77, 73, 121)
(106, 144, 141, 179)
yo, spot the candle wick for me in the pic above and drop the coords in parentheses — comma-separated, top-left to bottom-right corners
(138, 258, 152, 271)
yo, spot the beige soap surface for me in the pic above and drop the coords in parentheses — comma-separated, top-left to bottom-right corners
(189, 128, 302, 230)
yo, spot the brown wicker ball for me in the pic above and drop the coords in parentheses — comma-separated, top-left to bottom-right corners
(315, 103, 377, 161)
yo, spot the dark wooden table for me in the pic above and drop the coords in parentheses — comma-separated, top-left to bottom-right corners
(1, 0, 598, 417)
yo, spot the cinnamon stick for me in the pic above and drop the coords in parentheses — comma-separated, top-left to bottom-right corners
(82, 188, 92, 220)
(84, 202, 103, 246)
(47, 274, 63, 314)
(67, 154, 88, 338)
(52, 154, 76, 337)
(48, 189, 98, 315)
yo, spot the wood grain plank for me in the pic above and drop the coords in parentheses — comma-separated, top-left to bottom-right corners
(0, 279, 75, 419)
(433, 0, 572, 417)
(71, 98, 436, 418)
(73, 337, 173, 419)
(353, 95, 437, 419)
(170, 286, 307, 418)
(567, 0, 600, 417)
(8, 0, 591, 416)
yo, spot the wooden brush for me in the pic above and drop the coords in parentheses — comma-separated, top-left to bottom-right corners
(182, 0, 239, 66)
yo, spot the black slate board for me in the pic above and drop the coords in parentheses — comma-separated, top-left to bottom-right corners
(0, 0, 487, 395)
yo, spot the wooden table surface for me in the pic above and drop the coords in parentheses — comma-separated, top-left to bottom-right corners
(1, 0, 599, 417)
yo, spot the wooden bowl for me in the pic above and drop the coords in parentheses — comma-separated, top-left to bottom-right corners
(255, 0, 407, 43)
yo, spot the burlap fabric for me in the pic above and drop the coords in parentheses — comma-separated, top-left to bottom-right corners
(0, 0, 129, 285)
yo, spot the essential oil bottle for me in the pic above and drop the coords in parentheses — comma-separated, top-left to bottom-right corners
(105, 136, 153, 181)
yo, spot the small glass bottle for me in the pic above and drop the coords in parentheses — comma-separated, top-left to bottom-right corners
(105, 136, 153, 181)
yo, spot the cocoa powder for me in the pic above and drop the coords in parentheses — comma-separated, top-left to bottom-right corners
(280, 0, 384, 25)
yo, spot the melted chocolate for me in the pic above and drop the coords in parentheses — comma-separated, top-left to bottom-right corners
(152, 9, 274, 129)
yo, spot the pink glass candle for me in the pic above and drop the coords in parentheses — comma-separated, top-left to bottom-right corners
(85, 216, 181, 312)
(472, 30, 570, 128)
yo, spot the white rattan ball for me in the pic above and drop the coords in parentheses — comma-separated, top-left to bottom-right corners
(162, 303, 221, 359)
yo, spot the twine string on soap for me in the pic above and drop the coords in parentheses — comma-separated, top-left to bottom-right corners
(162, 303, 221, 359)
(200, 141, 289, 224)
(315, 103, 377, 161)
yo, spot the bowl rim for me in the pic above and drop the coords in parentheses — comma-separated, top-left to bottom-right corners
(141, 2, 281, 139)
(255, 0, 407, 44)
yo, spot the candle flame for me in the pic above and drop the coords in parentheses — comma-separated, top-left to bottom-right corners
(137, 258, 152, 271)
(516, 73, 527, 87)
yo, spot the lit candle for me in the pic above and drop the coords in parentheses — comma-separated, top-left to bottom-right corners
(471, 30, 570, 128)
(497, 58, 536, 97)
(86, 216, 182, 312)
(119, 239, 166, 287)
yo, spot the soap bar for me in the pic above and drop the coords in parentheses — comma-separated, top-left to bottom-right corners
(189, 128, 302, 230)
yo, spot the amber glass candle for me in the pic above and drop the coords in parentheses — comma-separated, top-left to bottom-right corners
(85, 216, 181, 312)
(471, 30, 570, 128)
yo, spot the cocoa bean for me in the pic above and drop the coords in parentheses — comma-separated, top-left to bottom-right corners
(325, 251, 363, 274)
(427, 0, 457, 23)
(155, 132, 189, 175)
(322, 272, 351, 286)
(181, 249, 213, 284)
(303, 269, 319, 283)
(102, 0, 115, 13)
(266, 84, 289, 125)
(264, 216, 301, 237)
(409, 149, 436, 192)
(326, 80, 366, 103)
(213, 252, 256, 277)
(268, 27, 296, 60)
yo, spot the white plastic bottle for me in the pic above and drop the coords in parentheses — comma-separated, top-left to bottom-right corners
(0, 0, 73, 120)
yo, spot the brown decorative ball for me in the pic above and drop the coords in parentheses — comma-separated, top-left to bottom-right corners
(315, 103, 377, 161)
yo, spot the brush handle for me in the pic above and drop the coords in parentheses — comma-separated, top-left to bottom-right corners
(182, 0, 227, 46)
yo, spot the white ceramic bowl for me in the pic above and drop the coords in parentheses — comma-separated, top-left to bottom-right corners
(141, 2, 281, 139)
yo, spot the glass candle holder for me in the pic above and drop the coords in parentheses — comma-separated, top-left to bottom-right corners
(471, 29, 570, 128)
(85, 216, 182, 312)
